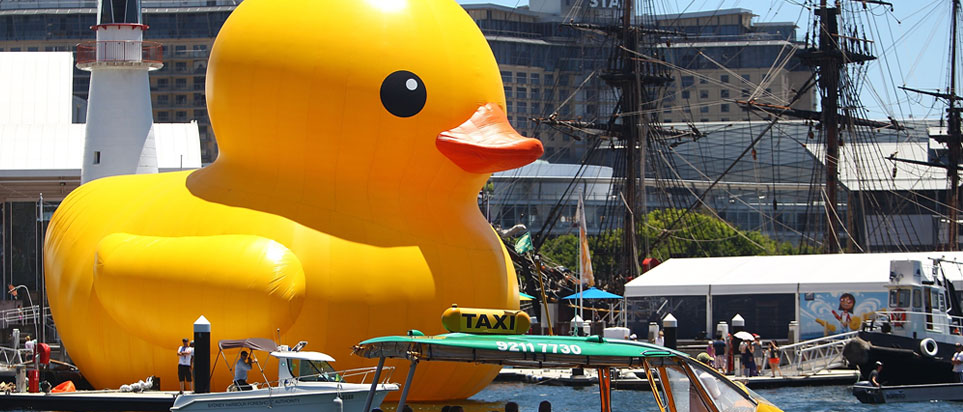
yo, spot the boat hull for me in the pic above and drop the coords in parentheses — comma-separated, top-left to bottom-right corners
(170, 383, 394, 412)
(853, 382, 963, 404)
(844, 332, 960, 385)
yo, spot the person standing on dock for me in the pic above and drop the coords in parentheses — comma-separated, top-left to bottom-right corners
(712, 335, 727, 373)
(952, 343, 963, 383)
(177, 338, 193, 393)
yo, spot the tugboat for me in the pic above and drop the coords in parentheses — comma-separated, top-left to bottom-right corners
(844, 259, 963, 387)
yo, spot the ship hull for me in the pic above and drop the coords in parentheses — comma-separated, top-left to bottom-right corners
(844, 331, 960, 386)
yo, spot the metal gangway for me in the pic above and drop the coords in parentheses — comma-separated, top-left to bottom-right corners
(766, 331, 857, 376)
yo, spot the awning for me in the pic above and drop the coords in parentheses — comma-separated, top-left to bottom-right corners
(563, 287, 623, 300)
(217, 338, 278, 352)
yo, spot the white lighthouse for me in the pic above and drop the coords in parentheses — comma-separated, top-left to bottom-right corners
(77, 0, 162, 183)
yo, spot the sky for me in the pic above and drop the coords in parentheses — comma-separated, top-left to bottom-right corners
(457, 0, 958, 121)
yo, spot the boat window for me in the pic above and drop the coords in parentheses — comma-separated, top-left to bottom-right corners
(665, 364, 713, 412)
(287, 359, 341, 382)
(912, 288, 923, 310)
(647, 366, 670, 411)
(890, 289, 910, 308)
(685, 358, 758, 412)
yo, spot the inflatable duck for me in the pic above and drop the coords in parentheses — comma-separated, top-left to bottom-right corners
(43, 0, 542, 400)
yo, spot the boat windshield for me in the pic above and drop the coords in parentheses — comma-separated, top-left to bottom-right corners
(683, 359, 760, 412)
(287, 359, 341, 382)
(889, 289, 910, 308)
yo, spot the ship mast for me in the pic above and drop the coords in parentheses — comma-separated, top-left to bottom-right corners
(619, 0, 641, 279)
(948, 0, 961, 251)
(799, 0, 877, 253)
(898, 0, 962, 250)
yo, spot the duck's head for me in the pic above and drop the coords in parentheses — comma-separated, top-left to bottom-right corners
(205, 0, 542, 203)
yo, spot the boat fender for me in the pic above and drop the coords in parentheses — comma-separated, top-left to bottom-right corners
(333, 395, 343, 412)
(920, 338, 938, 357)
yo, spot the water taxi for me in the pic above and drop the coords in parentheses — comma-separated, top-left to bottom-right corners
(352, 306, 782, 412)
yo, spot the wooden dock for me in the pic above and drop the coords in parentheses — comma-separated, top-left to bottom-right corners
(0, 390, 177, 411)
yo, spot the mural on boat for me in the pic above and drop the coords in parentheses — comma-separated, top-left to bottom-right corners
(42, 0, 542, 400)
(799, 292, 887, 340)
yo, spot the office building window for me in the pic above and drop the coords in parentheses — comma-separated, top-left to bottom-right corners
(175, 111, 188, 121)
(721, 90, 730, 98)
(742, 89, 750, 97)
(531, 73, 540, 84)
(504, 86, 512, 98)
(742, 74, 750, 81)
(530, 88, 539, 100)
(721, 75, 729, 83)
(700, 106, 709, 113)
(158, 95, 169, 105)
(721, 104, 730, 112)
(681, 76, 694, 87)
(544, 74, 554, 85)
(516, 72, 527, 84)
(158, 111, 170, 121)
(681, 90, 690, 99)
(518, 101, 528, 113)
(517, 87, 527, 99)
(700, 90, 709, 99)
(501, 71, 512, 83)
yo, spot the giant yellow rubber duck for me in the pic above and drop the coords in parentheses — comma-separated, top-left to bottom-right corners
(43, 0, 542, 400)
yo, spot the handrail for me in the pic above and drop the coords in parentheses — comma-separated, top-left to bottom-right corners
(757, 331, 856, 377)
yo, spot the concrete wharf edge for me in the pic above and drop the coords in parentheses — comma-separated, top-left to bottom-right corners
(0, 390, 177, 411)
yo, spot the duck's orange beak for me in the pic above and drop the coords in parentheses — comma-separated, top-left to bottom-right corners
(436, 103, 544, 173)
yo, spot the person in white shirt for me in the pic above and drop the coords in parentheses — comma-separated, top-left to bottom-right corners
(177, 338, 194, 393)
(234, 350, 254, 390)
(952, 342, 963, 383)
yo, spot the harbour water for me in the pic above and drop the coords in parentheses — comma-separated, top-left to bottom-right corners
(384, 382, 961, 412)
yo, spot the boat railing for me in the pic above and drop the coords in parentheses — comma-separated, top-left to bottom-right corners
(264, 366, 396, 389)
(768, 331, 856, 376)
(870, 310, 963, 335)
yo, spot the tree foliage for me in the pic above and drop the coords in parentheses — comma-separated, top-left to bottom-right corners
(539, 208, 813, 272)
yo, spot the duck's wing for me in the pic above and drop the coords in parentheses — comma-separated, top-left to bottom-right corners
(92, 233, 305, 344)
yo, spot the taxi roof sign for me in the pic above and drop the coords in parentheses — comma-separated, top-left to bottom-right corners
(441, 305, 531, 335)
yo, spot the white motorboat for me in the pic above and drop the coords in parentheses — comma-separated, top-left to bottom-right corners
(171, 338, 397, 412)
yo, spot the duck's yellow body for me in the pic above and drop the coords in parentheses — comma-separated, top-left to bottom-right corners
(44, 0, 542, 400)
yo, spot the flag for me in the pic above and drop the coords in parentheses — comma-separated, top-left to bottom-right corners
(514, 232, 533, 254)
(577, 193, 595, 287)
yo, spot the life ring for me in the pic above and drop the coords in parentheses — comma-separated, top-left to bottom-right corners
(920, 338, 939, 357)
(888, 309, 906, 328)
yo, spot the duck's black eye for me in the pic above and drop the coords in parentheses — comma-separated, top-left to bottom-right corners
(380, 70, 426, 118)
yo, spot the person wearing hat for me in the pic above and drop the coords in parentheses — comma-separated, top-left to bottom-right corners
(176, 338, 194, 393)
(952, 342, 963, 383)
(869, 361, 883, 388)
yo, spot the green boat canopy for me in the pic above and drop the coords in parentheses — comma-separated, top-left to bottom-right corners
(354, 332, 686, 368)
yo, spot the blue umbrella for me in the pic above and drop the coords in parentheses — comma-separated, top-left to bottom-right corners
(562, 287, 623, 300)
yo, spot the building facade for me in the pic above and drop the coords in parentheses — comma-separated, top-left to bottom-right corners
(0, 0, 232, 162)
